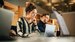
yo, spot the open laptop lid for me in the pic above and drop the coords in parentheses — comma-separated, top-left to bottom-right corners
(0, 8, 14, 36)
(52, 10, 69, 35)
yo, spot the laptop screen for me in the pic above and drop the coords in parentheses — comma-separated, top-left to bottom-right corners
(0, 8, 14, 36)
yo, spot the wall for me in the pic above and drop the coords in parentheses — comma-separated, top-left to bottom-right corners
(4, 1, 23, 26)
(62, 12, 75, 35)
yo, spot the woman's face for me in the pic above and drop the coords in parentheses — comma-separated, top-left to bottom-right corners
(27, 9, 37, 21)
(30, 9, 37, 18)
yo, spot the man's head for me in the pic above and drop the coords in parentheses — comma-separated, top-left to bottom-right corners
(40, 14, 47, 23)
(45, 15, 50, 23)
(25, 3, 37, 19)
(40, 14, 50, 23)
(0, 0, 4, 7)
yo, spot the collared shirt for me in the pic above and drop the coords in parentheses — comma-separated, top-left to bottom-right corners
(17, 17, 33, 35)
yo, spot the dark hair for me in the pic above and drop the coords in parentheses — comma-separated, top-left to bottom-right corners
(40, 14, 46, 17)
(35, 14, 41, 19)
(0, 0, 4, 7)
(40, 13, 49, 17)
(25, 3, 36, 13)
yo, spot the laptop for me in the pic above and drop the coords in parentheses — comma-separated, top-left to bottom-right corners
(45, 24, 56, 37)
(53, 10, 69, 35)
(0, 8, 14, 37)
